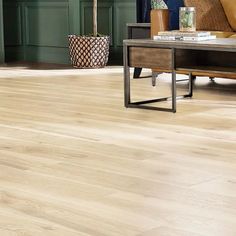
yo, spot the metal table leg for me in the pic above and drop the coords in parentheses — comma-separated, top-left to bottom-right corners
(124, 46, 193, 113)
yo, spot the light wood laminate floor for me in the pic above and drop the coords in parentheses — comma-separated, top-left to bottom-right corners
(0, 64, 235, 236)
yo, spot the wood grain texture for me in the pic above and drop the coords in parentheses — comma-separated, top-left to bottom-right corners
(129, 47, 172, 69)
(0, 63, 235, 236)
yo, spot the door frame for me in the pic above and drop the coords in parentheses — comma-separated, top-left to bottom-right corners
(0, 0, 5, 63)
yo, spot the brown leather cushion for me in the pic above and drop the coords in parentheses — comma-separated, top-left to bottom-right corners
(184, 0, 233, 31)
(220, 0, 236, 31)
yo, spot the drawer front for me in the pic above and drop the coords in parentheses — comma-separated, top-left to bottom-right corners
(129, 47, 172, 69)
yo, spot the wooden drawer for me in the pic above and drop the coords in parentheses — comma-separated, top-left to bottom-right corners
(129, 47, 172, 69)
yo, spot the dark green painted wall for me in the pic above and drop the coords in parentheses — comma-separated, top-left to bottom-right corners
(4, 0, 71, 63)
(0, 0, 4, 63)
(3, 0, 136, 64)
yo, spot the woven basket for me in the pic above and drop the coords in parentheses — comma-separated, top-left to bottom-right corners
(68, 35, 110, 69)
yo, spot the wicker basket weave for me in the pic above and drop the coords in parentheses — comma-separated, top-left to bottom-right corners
(68, 35, 110, 68)
(184, 0, 233, 31)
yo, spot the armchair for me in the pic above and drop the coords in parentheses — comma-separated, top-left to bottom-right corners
(151, 0, 236, 85)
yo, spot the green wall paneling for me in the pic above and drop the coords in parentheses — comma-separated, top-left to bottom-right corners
(3, 1, 23, 61)
(114, 0, 136, 47)
(0, 0, 4, 63)
(3, 0, 136, 64)
(4, 0, 70, 64)
(25, 46, 69, 64)
(4, 2, 22, 46)
(25, 2, 69, 47)
(113, 0, 136, 63)
(68, 0, 80, 34)
(80, 1, 113, 42)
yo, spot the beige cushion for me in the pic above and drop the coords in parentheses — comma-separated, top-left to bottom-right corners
(220, 0, 236, 31)
(229, 34, 236, 39)
(184, 0, 233, 31)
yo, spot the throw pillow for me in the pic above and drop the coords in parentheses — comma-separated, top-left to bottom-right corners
(163, 0, 184, 30)
(151, 0, 167, 9)
(184, 0, 233, 31)
(151, 0, 168, 9)
(220, 0, 236, 31)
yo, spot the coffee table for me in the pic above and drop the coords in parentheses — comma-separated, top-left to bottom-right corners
(123, 38, 236, 113)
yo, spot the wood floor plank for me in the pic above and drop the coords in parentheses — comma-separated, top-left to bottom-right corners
(0, 147, 219, 187)
(191, 178, 236, 198)
(0, 208, 89, 236)
(0, 187, 145, 236)
(138, 226, 206, 236)
(0, 64, 235, 235)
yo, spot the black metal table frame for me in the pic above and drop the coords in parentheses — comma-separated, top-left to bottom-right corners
(123, 47, 194, 113)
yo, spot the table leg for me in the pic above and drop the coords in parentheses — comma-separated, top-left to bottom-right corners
(123, 46, 192, 113)
(189, 72, 193, 97)
(152, 72, 161, 87)
(171, 70, 177, 113)
(124, 45, 130, 107)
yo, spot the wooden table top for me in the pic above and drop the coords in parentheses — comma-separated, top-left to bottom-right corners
(123, 38, 236, 51)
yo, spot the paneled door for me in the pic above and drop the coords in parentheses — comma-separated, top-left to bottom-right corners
(0, 0, 4, 63)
